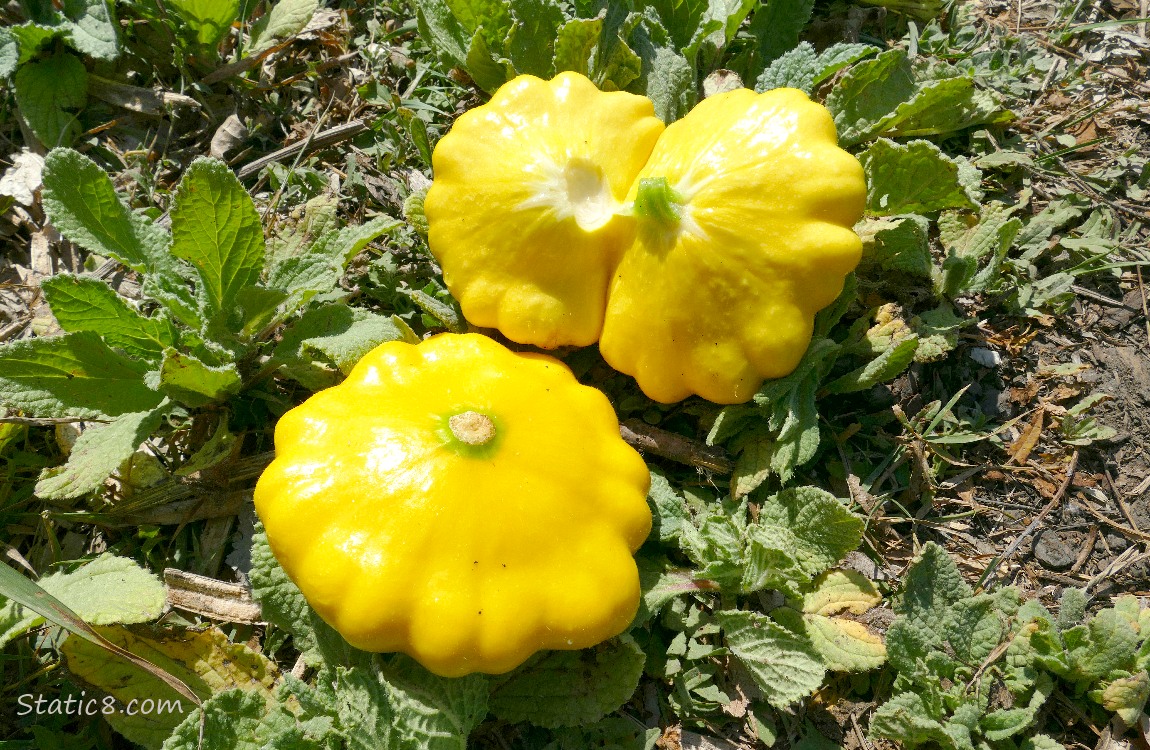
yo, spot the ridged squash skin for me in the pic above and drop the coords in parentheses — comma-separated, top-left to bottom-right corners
(599, 87, 867, 404)
(425, 73, 665, 349)
(253, 333, 652, 677)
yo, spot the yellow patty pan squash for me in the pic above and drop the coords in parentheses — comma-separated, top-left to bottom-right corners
(253, 333, 652, 677)
(599, 87, 867, 404)
(425, 72, 664, 349)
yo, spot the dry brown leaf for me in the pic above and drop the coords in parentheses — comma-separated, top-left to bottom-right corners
(1007, 406, 1045, 465)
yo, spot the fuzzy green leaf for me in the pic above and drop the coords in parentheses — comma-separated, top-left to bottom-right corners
(757, 487, 864, 577)
(0, 331, 163, 419)
(489, 636, 645, 728)
(742, 0, 814, 77)
(157, 350, 242, 407)
(41, 274, 176, 361)
(1101, 671, 1150, 725)
(0, 28, 18, 77)
(62, 0, 119, 60)
(412, 0, 471, 67)
(161, 689, 317, 750)
(13, 52, 87, 147)
(378, 656, 489, 749)
(755, 41, 877, 93)
(35, 404, 168, 500)
(553, 16, 601, 76)
(860, 139, 981, 215)
(647, 469, 689, 544)
(645, 45, 695, 123)
(823, 334, 919, 394)
(0, 554, 167, 648)
(42, 148, 172, 274)
(899, 542, 972, 634)
(167, 0, 244, 46)
(938, 202, 1022, 296)
(718, 609, 825, 708)
(170, 158, 265, 316)
(910, 303, 963, 363)
(272, 304, 408, 387)
(869, 691, 948, 746)
(249, 0, 318, 53)
(827, 50, 1010, 146)
(506, 0, 565, 77)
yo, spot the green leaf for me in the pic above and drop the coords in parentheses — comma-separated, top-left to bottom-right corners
(412, 0, 471, 67)
(757, 487, 863, 577)
(465, 26, 517, 92)
(167, 0, 244, 46)
(1070, 608, 1139, 682)
(755, 42, 877, 94)
(1057, 587, 1087, 631)
(824, 335, 919, 394)
(900, 542, 971, 635)
(634, 0, 707, 52)
(860, 139, 981, 215)
(62, 0, 119, 60)
(647, 468, 689, 544)
(161, 689, 307, 750)
(750, 337, 839, 482)
(157, 350, 242, 407)
(13, 52, 87, 147)
(41, 274, 176, 361)
(249, 0, 318, 54)
(507, 0, 565, 77)
(170, 157, 265, 317)
(741, 525, 807, 596)
(9, 23, 64, 66)
(378, 655, 490, 749)
(946, 594, 1003, 665)
(35, 404, 168, 500)
(827, 50, 1010, 147)
(910, 303, 963, 362)
(729, 425, 774, 500)
(1021, 736, 1067, 750)
(0, 28, 18, 78)
(718, 609, 825, 708)
(489, 636, 645, 728)
(861, 215, 933, 278)
(868, 691, 948, 746)
(742, 0, 814, 77)
(553, 16, 601, 76)
(264, 213, 400, 310)
(0, 331, 163, 419)
(401, 288, 466, 333)
(546, 717, 660, 750)
(938, 202, 1022, 296)
(42, 148, 172, 274)
(272, 304, 409, 387)
(249, 523, 320, 660)
(0, 554, 166, 648)
(645, 45, 696, 123)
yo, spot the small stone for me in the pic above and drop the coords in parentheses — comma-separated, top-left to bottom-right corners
(1105, 533, 1129, 553)
(1034, 530, 1077, 571)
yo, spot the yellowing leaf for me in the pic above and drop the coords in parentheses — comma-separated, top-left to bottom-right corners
(1101, 671, 1150, 725)
(804, 614, 886, 672)
(803, 569, 882, 617)
(63, 625, 277, 749)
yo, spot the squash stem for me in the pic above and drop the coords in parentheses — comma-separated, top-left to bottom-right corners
(633, 177, 682, 227)
(449, 411, 496, 446)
